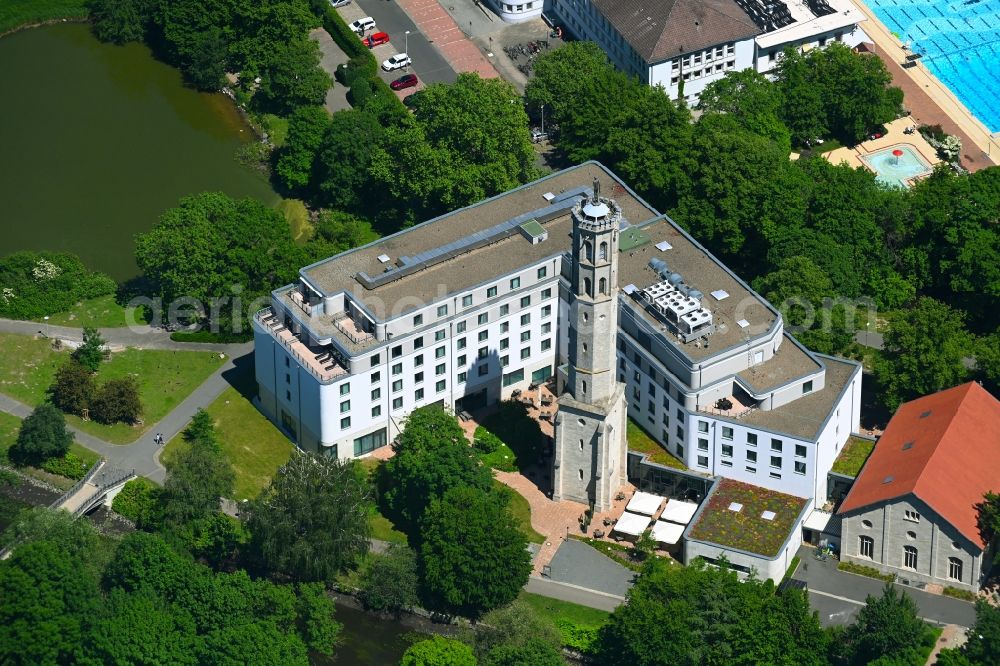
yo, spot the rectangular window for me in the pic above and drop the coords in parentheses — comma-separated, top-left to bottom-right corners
(502, 368, 525, 386)
(541, 339, 551, 351)
(769, 471, 781, 479)
(462, 294, 473, 307)
(393, 397, 403, 410)
(542, 288, 552, 299)
(340, 383, 350, 396)
(478, 347, 488, 359)
(500, 355, 508, 367)
(415, 388, 424, 401)
(437, 305, 448, 317)
(721, 460, 732, 467)
(722, 426, 733, 440)
(676, 408, 684, 421)
(903, 546, 918, 569)
(747, 433, 757, 446)
(747, 451, 757, 463)
(676, 426, 684, 440)
(286, 390, 291, 401)
(722, 444, 733, 457)
(746, 466, 757, 473)
(414, 372, 423, 384)
(698, 438, 709, 451)
(371, 387, 381, 400)
(413, 336, 423, 349)
(770, 456, 782, 469)
(510, 277, 521, 289)
(435, 329, 446, 341)
(541, 305, 551, 318)
(457, 371, 467, 383)
(500, 338, 509, 350)
(413, 314, 423, 326)
(771, 438, 783, 452)
(803, 380, 813, 394)
(500, 305, 509, 316)
(859, 535, 874, 559)
(537, 266, 547, 279)
(795, 444, 807, 458)
(520, 314, 530, 326)
(520, 331, 531, 342)
(500, 321, 509, 333)
(435, 346, 446, 358)
(904, 510, 920, 522)
(487, 286, 498, 298)
(457, 338, 466, 350)
(436, 363, 446, 376)
(698, 421, 709, 433)
(285, 373, 291, 385)
(456, 321, 466, 334)
(353, 428, 387, 456)
(478, 364, 489, 376)
(392, 363, 402, 375)
(541, 322, 551, 334)
(340, 416, 351, 429)
(794, 461, 806, 475)
(413, 354, 423, 367)
(340, 400, 350, 413)
(520, 296, 531, 308)
(436, 380, 446, 392)
(697, 456, 709, 468)
(371, 354, 380, 368)
(478, 330, 488, 342)
(371, 371, 381, 384)
(478, 313, 488, 326)
(392, 379, 403, 392)
(520, 347, 530, 360)
(372, 405, 381, 417)
(391, 345, 402, 359)
(458, 355, 466, 366)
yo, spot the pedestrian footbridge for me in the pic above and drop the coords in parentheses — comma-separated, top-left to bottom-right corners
(51, 459, 136, 517)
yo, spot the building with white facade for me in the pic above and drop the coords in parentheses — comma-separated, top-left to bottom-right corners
(253, 162, 861, 510)
(549, 0, 868, 105)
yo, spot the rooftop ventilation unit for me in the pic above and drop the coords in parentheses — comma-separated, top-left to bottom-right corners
(647, 258, 668, 275)
(711, 289, 729, 301)
(688, 289, 704, 301)
(377, 254, 391, 264)
(654, 241, 672, 251)
(668, 272, 683, 286)
(737, 319, 750, 329)
(623, 284, 638, 295)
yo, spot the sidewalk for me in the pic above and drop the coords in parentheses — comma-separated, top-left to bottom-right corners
(395, 0, 500, 79)
(310, 28, 352, 114)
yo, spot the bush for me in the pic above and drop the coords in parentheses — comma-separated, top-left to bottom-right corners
(0, 251, 116, 320)
(48, 361, 95, 415)
(9, 404, 73, 466)
(40, 452, 91, 480)
(314, 4, 367, 59)
(112, 477, 160, 522)
(555, 619, 601, 654)
(942, 586, 977, 602)
(838, 560, 897, 583)
(473, 427, 503, 454)
(90, 376, 142, 425)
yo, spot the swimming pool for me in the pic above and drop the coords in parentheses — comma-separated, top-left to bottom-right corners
(859, 144, 934, 187)
(864, 0, 1000, 132)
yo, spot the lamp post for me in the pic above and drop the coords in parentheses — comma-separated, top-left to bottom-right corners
(43, 315, 50, 339)
(405, 30, 410, 55)
(540, 103, 545, 136)
(866, 320, 870, 347)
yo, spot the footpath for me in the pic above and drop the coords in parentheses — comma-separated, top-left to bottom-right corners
(394, 0, 500, 79)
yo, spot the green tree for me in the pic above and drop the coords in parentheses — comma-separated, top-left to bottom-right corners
(358, 544, 419, 616)
(598, 559, 827, 666)
(227, 0, 317, 74)
(87, 0, 153, 44)
(0, 540, 100, 664)
(977, 332, 1000, 395)
(697, 69, 791, 152)
(248, 454, 371, 582)
(472, 600, 563, 664)
(90, 375, 143, 425)
(0, 251, 116, 320)
(936, 600, 1000, 666)
(136, 192, 305, 333)
(296, 582, 341, 656)
(180, 512, 248, 568)
(156, 0, 234, 91)
(975, 491, 1000, 565)
(160, 410, 235, 525)
(843, 584, 927, 664)
(255, 37, 332, 114)
(199, 620, 310, 665)
(312, 109, 387, 210)
(876, 297, 973, 410)
(814, 43, 902, 144)
(274, 105, 330, 192)
(6, 507, 100, 562)
(308, 211, 380, 258)
(9, 403, 73, 466)
(48, 360, 95, 416)
(419, 486, 531, 619)
(525, 41, 617, 136)
(775, 47, 828, 145)
(381, 406, 492, 534)
(72, 327, 105, 372)
(400, 636, 477, 666)
(485, 638, 564, 666)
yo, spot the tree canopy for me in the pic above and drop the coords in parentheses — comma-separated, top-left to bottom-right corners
(400, 636, 477, 666)
(160, 410, 236, 526)
(10, 404, 73, 466)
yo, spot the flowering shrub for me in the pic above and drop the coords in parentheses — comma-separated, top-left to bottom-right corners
(0, 251, 116, 319)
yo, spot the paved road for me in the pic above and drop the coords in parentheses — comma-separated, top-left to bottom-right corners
(0, 317, 244, 354)
(546, 539, 635, 598)
(347, 0, 458, 86)
(310, 27, 352, 113)
(792, 546, 976, 628)
(526, 576, 624, 612)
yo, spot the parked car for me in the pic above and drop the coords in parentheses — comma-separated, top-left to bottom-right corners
(531, 128, 549, 143)
(365, 31, 390, 48)
(349, 17, 376, 34)
(391, 73, 419, 90)
(382, 53, 411, 71)
(329, 0, 351, 7)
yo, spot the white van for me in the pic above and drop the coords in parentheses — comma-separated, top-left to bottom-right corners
(349, 17, 376, 34)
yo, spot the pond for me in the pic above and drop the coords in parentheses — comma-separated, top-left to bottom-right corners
(0, 23, 279, 281)
(320, 601, 429, 665)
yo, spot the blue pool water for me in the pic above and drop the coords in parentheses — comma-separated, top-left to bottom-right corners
(860, 144, 934, 187)
(865, 0, 1000, 132)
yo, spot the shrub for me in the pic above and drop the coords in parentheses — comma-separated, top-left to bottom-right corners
(40, 452, 91, 480)
(555, 619, 601, 654)
(838, 560, 897, 583)
(0, 251, 116, 319)
(942, 586, 977, 602)
(48, 361, 95, 415)
(473, 427, 503, 454)
(111, 477, 160, 523)
(90, 376, 142, 425)
(72, 327, 106, 372)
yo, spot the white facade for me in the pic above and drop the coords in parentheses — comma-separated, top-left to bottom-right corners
(253, 163, 861, 505)
(484, 0, 543, 22)
(649, 40, 756, 106)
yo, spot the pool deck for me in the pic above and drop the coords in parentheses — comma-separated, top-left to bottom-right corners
(824, 117, 941, 181)
(853, 1, 998, 171)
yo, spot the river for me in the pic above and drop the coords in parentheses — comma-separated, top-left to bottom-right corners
(0, 23, 279, 281)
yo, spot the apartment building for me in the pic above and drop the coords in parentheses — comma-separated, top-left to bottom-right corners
(253, 162, 861, 505)
(549, 0, 868, 105)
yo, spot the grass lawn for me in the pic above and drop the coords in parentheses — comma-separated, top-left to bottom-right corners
(357, 457, 412, 545)
(519, 591, 610, 651)
(832, 436, 876, 477)
(0, 334, 226, 443)
(688, 478, 807, 557)
(478, 401, 547, 471)
(494, 480, 545, 544)
(0, 411, 101, 490)
(37, 295, 145, 329)
(626, 419, 686, 470)
(260, 114, 290, 147)
(161, 384, 294, 501)
(0, 0, 87, 34)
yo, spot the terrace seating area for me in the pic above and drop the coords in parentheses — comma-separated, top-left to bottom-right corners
(257, 309, 348, 383)
(333, 313, 375, 345)
(698, 391, 758, 419)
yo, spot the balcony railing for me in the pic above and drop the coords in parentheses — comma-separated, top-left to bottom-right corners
(332, 312, 375, 345)
(255, 308, 348, 384)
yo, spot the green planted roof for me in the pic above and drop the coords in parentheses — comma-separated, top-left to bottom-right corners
(619, 226, 650, 251)
(519, 219, 546, 238)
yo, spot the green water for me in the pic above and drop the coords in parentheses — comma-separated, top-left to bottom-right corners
(0, 23, 278, 281)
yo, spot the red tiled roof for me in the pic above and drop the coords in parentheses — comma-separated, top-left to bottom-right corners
(838, 382, 1000, 549)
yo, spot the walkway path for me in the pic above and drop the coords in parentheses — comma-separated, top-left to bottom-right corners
(394, 0, 500, 80)
(853, 5, 998, 171)
(310, 27, 352, 114)
(0, 317, 245, 354)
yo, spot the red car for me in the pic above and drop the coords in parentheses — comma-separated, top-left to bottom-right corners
(365, 32, 390, 48)
(390, 73, 419, 90)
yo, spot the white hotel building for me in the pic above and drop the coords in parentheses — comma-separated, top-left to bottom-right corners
(253, 162, 861, 505)
(548, 0, 869, 105)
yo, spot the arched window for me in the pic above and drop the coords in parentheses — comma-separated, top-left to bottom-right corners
(903, 545, 918, 569)
(858, 535, 874, 559)
(583, 277, 592, 297)
(599, 242, 608, 259)
(948, 557, 963, 582)
(599, 277, 607, 294)
(583, 240, 593, 262)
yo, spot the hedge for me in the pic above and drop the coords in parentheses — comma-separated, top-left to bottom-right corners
(838, 560, 897, 583)
(40, 452, 91, 480)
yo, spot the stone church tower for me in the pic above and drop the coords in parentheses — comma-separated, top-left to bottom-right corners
(552, 179, 628, 512)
